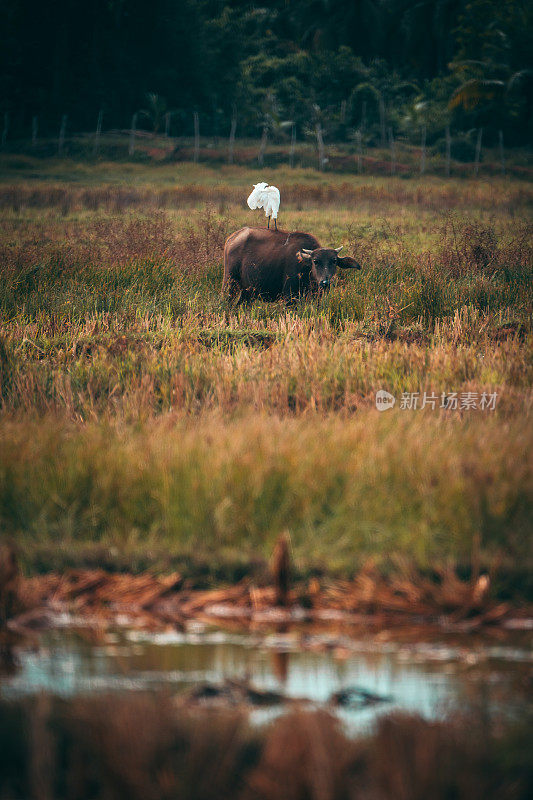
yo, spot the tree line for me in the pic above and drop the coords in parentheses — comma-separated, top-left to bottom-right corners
(0, 0, 531, 149)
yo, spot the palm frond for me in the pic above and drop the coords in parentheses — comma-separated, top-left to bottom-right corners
(448, 79, 505, 111)
(448, 60, 490, 72)
(508, 69, 533, 91)
(351, 82, 382, 102)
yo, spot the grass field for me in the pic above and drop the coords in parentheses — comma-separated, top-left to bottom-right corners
(0, 156, 531, 588)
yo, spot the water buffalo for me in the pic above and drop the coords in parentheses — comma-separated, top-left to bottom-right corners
(222, 226, 361, 303)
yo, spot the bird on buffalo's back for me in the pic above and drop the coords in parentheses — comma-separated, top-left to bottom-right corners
(247, 182, 280, 230)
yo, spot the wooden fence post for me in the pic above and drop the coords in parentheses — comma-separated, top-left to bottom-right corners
(379, 96, 386, 147)
(94, 109, 103, 155)
(388, 127, 396, 175)
(58, 114, 67, 155)
(356, 130, 363, 174)
(32, 116, 38, 148)
(193, 110, 200, 163)
(289, 122, 296, 168)
(129, 112, 137, 156)
(315, 120, 325, 171)
(499, 129, 505, 175)
(445, 125, 451, 177)
(1, 112, 9, 148)
(420, 123, 426, 174)
(212, 105, 219, 147)
(474, 127, 483, 176)
(271, 532, 291, 607)
(228, 106, 237, 165)
(258, 122, 268, 166)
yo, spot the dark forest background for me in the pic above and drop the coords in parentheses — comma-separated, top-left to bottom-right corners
(0, 0, 532, 148)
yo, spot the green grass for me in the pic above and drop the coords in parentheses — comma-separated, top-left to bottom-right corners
(1, 414, 531, 579)
(0, 158, 531, 584)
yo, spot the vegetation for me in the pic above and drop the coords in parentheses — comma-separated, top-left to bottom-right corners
(0, 159, 531, 583)
(1, 4, 531, 787)
(1, 1, 532, 149)
(1, 694, 531, 799)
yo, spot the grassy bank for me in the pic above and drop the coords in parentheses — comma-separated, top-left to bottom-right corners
(0, 160, 531, 582)
(1, 413, 531, 581)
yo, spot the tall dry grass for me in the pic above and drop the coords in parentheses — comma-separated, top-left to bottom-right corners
(1, 177, 532, 214)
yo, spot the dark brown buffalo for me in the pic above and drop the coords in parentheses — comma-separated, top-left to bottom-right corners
(222, 226, 361, 302)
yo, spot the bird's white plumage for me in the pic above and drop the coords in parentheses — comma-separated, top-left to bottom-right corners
(247, 182, 280, 219)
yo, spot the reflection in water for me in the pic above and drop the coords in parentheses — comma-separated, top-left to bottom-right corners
(271, 650, 289, 684)
(1, 625, 530, 731)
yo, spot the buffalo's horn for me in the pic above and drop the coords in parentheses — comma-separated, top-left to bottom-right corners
(301, 248, 314, 254)
(299, 250, 312, 259)
(335, 246, 343, 253)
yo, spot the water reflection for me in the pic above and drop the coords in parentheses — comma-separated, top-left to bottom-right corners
(1, 624, 530, 730)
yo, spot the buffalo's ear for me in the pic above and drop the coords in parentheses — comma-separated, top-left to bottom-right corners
(337, 255, 361, 270)
(297, 250, 312, 262)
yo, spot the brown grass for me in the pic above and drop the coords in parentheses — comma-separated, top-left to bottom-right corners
(0, 693, 530, 800)
(1, 177, 532, 214)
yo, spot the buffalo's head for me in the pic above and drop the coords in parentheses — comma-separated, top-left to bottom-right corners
(298, 246, 361, 290)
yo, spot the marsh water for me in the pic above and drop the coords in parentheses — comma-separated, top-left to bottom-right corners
(2, 621, 531, 731)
